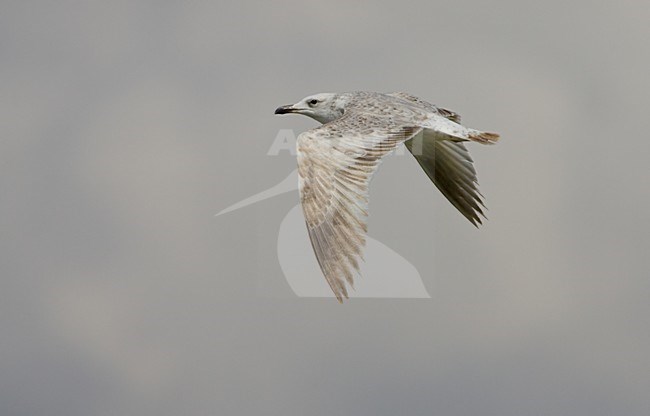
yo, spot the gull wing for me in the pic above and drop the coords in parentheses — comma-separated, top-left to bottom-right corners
(297, 113, 422, 302)
(405, 114, 498, 226)
(405, 134, 486, 226)
(386, 92, 498, 225)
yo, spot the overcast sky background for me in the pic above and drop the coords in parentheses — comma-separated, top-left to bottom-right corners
(2, 1, 650, 415)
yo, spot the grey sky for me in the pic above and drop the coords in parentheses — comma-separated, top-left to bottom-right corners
(1, 1, 649, 415)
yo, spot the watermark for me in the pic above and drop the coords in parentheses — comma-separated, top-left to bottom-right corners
(267, 129, 298, 156)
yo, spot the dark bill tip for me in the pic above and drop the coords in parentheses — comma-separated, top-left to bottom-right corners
(274, 105, 294, 115)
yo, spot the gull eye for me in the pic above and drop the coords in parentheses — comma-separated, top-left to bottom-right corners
(308, 99, 318, 106)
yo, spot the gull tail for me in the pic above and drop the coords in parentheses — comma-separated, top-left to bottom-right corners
(468, 131, 500, 145)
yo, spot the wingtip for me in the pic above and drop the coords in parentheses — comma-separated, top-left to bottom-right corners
(471, 211, 490, 228)
(334, 288, 350, 304)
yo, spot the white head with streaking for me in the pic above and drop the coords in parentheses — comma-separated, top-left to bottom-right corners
(275, 93, 345, 124)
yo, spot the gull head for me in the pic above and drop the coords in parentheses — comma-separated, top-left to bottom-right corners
(275, 93, 344, 124)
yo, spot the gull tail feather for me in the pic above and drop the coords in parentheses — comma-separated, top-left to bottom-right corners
(468, 131, 500, 145)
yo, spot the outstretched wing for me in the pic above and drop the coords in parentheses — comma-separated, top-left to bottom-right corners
(387, 92, 498, 225)
(297, 113, 422, 301)
(405, 133, 486, 226)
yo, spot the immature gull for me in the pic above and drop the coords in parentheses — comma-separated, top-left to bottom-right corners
(275, 91, 499, 301)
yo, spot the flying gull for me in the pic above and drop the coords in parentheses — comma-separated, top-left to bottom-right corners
(275, 91, 499, 301)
